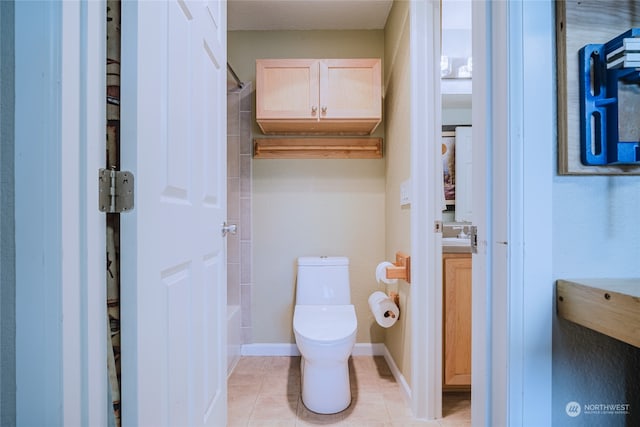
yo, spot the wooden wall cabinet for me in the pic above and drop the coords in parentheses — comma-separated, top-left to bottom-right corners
(256, 58, 382, 135)
(443, 253, 472, 389)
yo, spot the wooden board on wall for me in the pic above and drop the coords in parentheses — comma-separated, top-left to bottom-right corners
(556, 279, 640, 348)
(556, 0, 640, 175)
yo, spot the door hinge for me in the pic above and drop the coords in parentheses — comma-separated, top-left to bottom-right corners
(99, 168, 134, 213)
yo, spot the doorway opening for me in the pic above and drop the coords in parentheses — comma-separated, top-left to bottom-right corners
(441, 0, 472, 418)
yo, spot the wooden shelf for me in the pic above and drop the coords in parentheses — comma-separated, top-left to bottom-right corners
(253, 138, 382, 159)
(556, 279, 640, 348)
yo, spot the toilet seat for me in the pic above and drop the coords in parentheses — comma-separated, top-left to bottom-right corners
(293, 305, 357, 342)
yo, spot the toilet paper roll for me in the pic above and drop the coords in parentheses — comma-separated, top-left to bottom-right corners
(375, 261, 398, 285)
(368, 291, 400, 328)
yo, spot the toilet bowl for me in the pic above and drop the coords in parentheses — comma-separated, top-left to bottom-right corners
(293, 304, 357, 414)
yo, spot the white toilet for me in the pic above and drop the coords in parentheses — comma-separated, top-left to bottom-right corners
(293, 256, 357, 414)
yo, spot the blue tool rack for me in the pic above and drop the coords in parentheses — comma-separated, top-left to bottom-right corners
(579, 28, 640, 165)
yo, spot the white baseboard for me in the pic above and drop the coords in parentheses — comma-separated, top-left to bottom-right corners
(381, 345, 412, 405)
(239, 342, 411, 400)
(353, 342, 385, 356)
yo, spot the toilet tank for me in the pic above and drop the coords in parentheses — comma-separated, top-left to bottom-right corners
(296, 256, 351, 305)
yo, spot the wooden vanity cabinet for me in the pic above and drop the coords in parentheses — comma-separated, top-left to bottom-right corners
(256, 58, 381, 134)
(443, 253, 472, 389)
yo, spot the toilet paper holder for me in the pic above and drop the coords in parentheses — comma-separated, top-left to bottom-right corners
(386, 291, 400, 319)
(385, 252, 411, 283)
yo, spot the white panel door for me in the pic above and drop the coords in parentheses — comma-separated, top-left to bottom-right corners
(120, 1, 227, 426)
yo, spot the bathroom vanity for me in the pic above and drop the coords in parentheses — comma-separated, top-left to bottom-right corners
(442, 251, 472, 389)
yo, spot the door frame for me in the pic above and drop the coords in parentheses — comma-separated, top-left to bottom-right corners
(409, 0, 442, 420)
(14, 0, 107, 425)
(407, 0, 508, 421)
(501, 1, 554, 425)
(411, 0, 553, 424)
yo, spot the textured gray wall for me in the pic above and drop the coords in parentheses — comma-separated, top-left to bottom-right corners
(553, 318, 639, 426)
(0, 1, 16, 425)
(553, 175, 640, 426)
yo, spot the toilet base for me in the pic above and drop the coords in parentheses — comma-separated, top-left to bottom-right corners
(300, 357, 352, 414)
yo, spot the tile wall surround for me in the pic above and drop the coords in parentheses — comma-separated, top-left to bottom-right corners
(227, 82, 253, 345)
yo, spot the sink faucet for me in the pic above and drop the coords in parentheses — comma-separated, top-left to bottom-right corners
(452, 225, 470, 239)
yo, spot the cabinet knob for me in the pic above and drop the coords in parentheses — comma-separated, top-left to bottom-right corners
(311, 106, 318, 115)
(321, 106, 327, 114)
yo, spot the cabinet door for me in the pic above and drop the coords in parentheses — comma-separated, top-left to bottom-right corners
(256, 59, 319, 121)
(443, 254, 472, 388)
(320, 59, 382, 121)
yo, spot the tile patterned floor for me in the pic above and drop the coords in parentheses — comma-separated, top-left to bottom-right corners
(227, 356, 471, 427)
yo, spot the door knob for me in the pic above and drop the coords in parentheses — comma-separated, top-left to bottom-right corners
(221, 222, 237, 237)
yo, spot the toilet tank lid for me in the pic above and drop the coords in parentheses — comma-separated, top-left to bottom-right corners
(298, 256, 349, 266)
